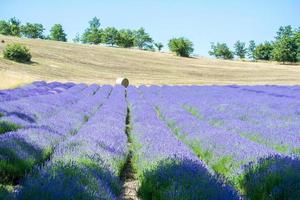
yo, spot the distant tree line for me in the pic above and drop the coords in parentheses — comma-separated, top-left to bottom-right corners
(0, 17, 67, 42)
(0, 17, 165, 52)
(209, 25, 300, 63)
(2, 17, 299, 61)
(77, 17, 158, 51)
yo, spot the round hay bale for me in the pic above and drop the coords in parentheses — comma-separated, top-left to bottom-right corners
(116, 77, 129, 88)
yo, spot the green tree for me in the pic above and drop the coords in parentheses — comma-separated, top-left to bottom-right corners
(272, 37, 298, 63)
(116, 29, 135, 48)
(72, 33, 81, 43)
(50, 24, 67, 42)
(21, 23, 45, 39)
(154, 42, 164, 51)
(8, 17, 21, 37)
(133, 27, 153, 49)
(81, 17, 102, 44)
(168, 37, 194, 57)
(209, 42, 233, 59)
(0, 20, 10, 35)
(102, 27, 119, 46)
(253, 41, 273, 60)
(272, 26, 298, 63)
(247, 40, 256, 60)
(295, 28, 300, 61)
(275, 25, 294, 40)
(0, 18, 21, 36)
(234, 40, 247, 59)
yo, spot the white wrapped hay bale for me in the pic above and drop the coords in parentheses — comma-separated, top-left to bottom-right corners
(116, 77, 129, 88)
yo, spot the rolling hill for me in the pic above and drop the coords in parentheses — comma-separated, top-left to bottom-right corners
(0, 35, 299, 89)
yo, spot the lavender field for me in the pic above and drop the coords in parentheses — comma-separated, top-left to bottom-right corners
(0, 81, 300, 200)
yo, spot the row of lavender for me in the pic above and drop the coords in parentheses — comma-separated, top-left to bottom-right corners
(139, 85, 300, 199)
(1, 83, 300, 199)
(0, 83, 124, 199)
(0, 81, 75, 102)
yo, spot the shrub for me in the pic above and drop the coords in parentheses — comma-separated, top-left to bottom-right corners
(240, 155, 300, 200)
(3, 43, 31, 63)
(168, 37, 194, 57)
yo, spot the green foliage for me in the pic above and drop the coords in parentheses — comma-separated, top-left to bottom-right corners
(183, 104, 204, 120)
(247, 40, 256, 60)
(0, 121, 21, 134)
(81, 17, 102, 44)
(133, 27, 153, 50)
(50, 24, 67, 42)
(102, 27, 119, 46)
(0, 145, 52, 185)
(154, 42, 163, 51)
(274, 145, 289, 153)
(209, 42, 234, 59)
(272, 26, 298, 63)
(168, 37, 194, 57)
(292, 148, 300, 156)
(0, 185, 10, 199)
(0, 17, 21, 36)
(275, 25, 294, 40)
(295, 28, 300, 61)
(253, 41, 273, 60)
(234, 40, 247, 59)
(83, 115, 89, 122)
(0, 21, 11, 35)
(21, 23, 44, 39)
(72, 33, 81, 43)
(116, 29, 135, 48)
(189, 141, 213, 165)
(3, 43, 32, 63)
(212, 156, 233, 176)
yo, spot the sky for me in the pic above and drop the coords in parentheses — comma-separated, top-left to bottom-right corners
(1, 0, 300, 56)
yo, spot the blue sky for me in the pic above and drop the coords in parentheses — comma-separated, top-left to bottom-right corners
(1, 0, 299, 56)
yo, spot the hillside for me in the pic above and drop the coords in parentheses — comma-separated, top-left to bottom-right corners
(0, 35, 299, 89)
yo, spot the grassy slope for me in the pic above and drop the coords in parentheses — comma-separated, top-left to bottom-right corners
(0, 35, 299, 89)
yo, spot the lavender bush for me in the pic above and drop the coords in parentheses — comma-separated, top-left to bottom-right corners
(0, 83, 299, 200)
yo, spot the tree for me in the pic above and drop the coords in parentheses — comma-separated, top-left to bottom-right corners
(21, 23, 44, 39)
(272, 37, 298, 63)
(72, 33, 81, 43)
(209, 42, 233, 59)
(295, 28, 300, 61)
(168, 37, 194, 57)
(0, 18, 21, 36)
(253, 42, 273, 60)
(275, 25, 294, 40)
(272, 26, 298, 63)
(154, 42, 163, 51)
(50, 24, 67, 42)
(234, 40, 247, 59)
(102, 27, 119, 46)
(0, 20, 10, 35)
(247, 40, 256, 60)
(81, 17, 102, 44)
(116, 29, 135, 48)
(8, 17, 21, 37)
(133, 27, 153, 49)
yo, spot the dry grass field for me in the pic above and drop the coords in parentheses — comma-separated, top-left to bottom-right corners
(0, 35, 299, 89)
